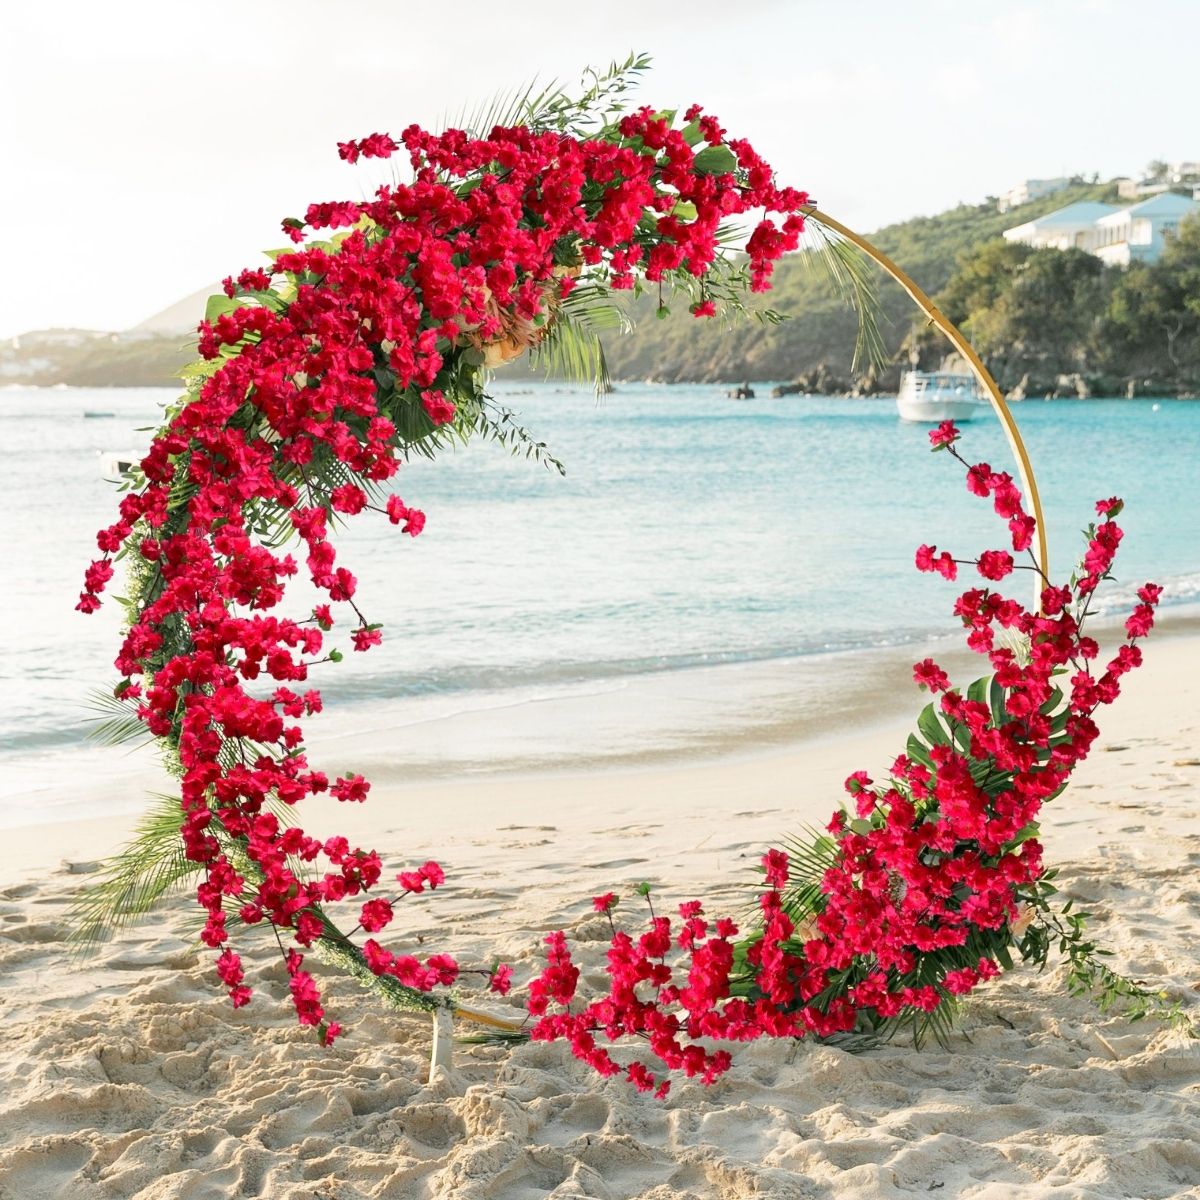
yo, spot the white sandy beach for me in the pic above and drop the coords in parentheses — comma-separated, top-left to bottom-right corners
(1, 627, 1199, 1199)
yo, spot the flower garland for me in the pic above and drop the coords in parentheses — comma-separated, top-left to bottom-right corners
(79, 72, 808, 1046)
(522, 422, 1163, 1094)
(79, 65, 1164, 1095)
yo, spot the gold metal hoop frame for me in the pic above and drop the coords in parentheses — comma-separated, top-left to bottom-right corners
(806, 208, 1050, 593)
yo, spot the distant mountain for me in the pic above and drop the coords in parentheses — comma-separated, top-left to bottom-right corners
(133, 284, 218, 334)
(0, 327, 196, 388)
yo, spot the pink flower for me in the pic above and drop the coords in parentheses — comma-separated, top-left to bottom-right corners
(489, 964, 513, 995)
(762, 849, 788, 889)
(966, 462, 992, 497)
(426, 954, 459, 986)
(331, 773, 370, 803)
(330, 485, 367, 515)
(977, 550, 1014, 581)
(915, 544, 958, 580)
(351, 627, 382, 652)
(385, 495, 426, 536)
(359, 898, 393, 933)
(420, 389, 456, 427)
(928, 420, 960, 447)
(913, 658, 951, 692)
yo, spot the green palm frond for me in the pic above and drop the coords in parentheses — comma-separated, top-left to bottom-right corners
(903, 991, 962, 1051)
(448, 75, 563, 140)
(800, 212, 888, 372)
(560, 281, 633, 334)
(756, 825, 840, 926)
(448, 52, 652, 141)
(452, 73, 577, 140)
(84, 687, 151, 750)
(816, 1029, 884, 1054)
(65, 792, 201, 956)
(468, 400, 566, 475)
(528, 302, 621, 394)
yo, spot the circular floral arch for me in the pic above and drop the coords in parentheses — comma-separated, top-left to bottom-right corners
(78, 61, 1166, 1096)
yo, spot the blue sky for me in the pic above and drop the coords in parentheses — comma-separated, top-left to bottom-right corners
(2, 0, 1197, 338)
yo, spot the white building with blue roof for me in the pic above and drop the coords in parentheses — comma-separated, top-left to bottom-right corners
(1092, 193, 1200, 265)
(1002, 201, 1121, 254)
(1003, 194, 1200, 265)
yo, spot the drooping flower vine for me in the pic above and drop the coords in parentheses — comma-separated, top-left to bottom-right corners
(78, 64, 809, 1045)
(78, 59, 1168, 1091)
(521, 420, 1166, 1095)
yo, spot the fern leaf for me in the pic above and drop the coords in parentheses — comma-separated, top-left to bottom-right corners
(65, 793, 199, 956)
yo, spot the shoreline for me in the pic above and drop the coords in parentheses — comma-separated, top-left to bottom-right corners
(5, 609, 1200, 885)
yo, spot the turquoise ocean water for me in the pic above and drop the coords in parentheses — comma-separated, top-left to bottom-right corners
(2, 381, 1197, 771)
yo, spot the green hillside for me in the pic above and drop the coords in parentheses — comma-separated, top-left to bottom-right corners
(8, 179, 1198, 397)
(590, 182, 1119, 389)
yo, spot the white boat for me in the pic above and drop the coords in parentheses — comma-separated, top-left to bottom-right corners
(896, 371, 988, 423)
(100, 450, 140, 476)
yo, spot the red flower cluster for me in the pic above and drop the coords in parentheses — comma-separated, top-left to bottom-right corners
(525, 423, 1159, 1095)
(80, 104, 810, 1036)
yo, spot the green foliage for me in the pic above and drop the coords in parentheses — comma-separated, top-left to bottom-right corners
(85, 686, 152, 749)
(450, 51, 652, 141)
(930, 210, 1200, 395)
(594, 182, 1119, 386)
(65, 793, 204, 955)
(1101, 216, 1200, 380)
(527, 283, 627, 396)
(757, 669, 1195, 1048)
(467, 401, 567, 476)
(802, 216, 887, 372)
(935, 241, 1105, 386)
(313, 925, 443, 1014)
(1018, 871, 1195, 1033)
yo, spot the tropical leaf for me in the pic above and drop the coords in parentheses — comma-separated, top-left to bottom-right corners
(776, 827, 840, 923)
(65, 792, 201, 956)
(798, 212, 888, 372)
(736, 825, 839, 930)
(448, 51, 653, 141)
(84, 687, 151, 750)
(468, 401, 567, 476)
(528, 304, 617, 394)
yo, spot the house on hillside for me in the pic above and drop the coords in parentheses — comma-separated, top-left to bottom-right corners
(1002, 194, 1200, 265)
(996, 177, 1071, 214)
(1092, 193, 1200, 265)
(1002, 201, 1120, 253)
(1116, 161, 1200, 200)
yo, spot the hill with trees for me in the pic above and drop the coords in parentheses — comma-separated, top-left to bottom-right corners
(4, 180, 1198, 397)
(592, 181, 1124, 391)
